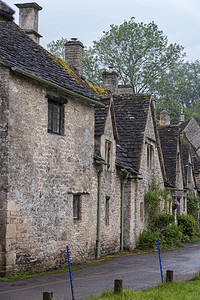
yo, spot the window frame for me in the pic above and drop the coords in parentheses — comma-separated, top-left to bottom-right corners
(48, 100, 62, 134)
(105, 140, 112, 171)
(105, 196, 110, 226)
(73, 194, 81, 221)
(147, 144, 154, 169)
(47, 94, 67, 135)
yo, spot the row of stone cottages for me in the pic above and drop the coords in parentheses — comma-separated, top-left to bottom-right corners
(0, 1, 200, 274)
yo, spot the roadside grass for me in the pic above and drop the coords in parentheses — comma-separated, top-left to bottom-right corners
(86, 280, 200, 300)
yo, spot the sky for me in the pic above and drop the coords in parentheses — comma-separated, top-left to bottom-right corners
(7, 0, 200, 61)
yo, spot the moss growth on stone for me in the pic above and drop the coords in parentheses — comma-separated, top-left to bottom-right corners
(158, 119, 164, 126)
(47, 51, 107, 96)
(85, 79, 107, 95)
(47, 52, 83, 86)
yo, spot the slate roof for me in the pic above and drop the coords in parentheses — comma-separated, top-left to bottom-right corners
(158, 125, 180, 187)
(95, 97, 111, 136)
(0, 20, 101, 102)
(113, 94, 151, 172)
(180, 135, 190, 186)
(116, 145, 138, 174)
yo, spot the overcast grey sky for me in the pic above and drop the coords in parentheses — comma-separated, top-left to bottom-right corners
(7, 0, 200, 61)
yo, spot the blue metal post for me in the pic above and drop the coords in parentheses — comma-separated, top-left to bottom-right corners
(66, 246, 75, 300)
(157, 240, 164, 283)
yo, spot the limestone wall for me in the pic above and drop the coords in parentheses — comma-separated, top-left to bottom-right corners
(134, 104, 165, 241)
(0, 66, 9, 273)
(5, 73, 99, 271)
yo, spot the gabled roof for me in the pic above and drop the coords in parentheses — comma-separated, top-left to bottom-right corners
(113, 94, 151, 172)
(95, 96, 118, 140)
(95, 97, 111, 136)
(158, 125, 180, 187)
(116, 145, 138, 174)
(179, 118, 200, 151)
(0, 20, 103, 104)
(180, 134, 191, 187)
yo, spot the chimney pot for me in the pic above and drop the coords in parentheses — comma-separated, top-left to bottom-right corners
(15, 2, 42, 44)
(102, 69, 118, 94)
(160, 110, 170, 126)
(0, 1, 15, 21)
(179, 108, 185, 124)
(65, 39, 84, 77)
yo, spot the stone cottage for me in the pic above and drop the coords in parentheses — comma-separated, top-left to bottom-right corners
(0, 2, 108, 274)
(0, 1, 156, 274)
(98, 70, 166, 249)
(1, 1, 199, 275)
(158, 110, 200, 220)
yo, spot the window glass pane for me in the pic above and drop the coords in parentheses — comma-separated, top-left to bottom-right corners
(73, 195, 80, 220)
(48, 101, 61, 134)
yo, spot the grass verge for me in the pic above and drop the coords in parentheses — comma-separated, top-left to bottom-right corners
(86, 280, 200, 299)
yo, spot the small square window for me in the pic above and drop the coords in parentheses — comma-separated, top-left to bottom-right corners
(48, 100, 63, 134)
(73, 195, 81, 220)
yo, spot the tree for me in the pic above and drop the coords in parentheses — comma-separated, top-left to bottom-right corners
(92, 17, 184, 93)
(153, 60, 200, 124)
(47, 37, 67, 60)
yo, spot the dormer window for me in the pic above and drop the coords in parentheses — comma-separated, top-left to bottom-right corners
(147, 144, 154, 169)
(105, 140, 112, 171)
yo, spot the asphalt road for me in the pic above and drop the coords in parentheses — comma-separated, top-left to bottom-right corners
(1, 242, 200, 300)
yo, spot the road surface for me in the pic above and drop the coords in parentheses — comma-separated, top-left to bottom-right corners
(0, 242, 200, 300)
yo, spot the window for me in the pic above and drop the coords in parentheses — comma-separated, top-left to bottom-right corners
(73, 195, 81, 220)
(47, 94, 67, 135)
(105, 140, 112, 170)
(183, 197, 186, 212)
(140, 202, 144, 221)
(48, 100, 62, 134)
(105, 196, 110, 225)
(147, 144, 154, 169)
(188, 163, 192, 183)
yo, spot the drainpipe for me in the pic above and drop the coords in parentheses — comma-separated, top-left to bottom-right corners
(96, 162, 104, 259)
(120, 169, 130, 251)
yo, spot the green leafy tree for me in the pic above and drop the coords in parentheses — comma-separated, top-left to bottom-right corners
(153, 60, 200, 124)
(84, 47, 105, 85)
(92, 17, 184, 93)
(47, 37, 67, 59)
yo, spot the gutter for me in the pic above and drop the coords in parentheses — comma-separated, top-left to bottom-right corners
(11, 67, 105, 108)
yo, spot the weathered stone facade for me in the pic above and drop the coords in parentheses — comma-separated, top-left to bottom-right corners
(1, 72, 101, 271)
(1, 1, 200, 275)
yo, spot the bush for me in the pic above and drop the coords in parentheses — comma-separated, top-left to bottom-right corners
(178, 214, 196, 237)
(149, 213, 174, 231)
(160, 224, 182, 248)
(138, 230, 159, 250)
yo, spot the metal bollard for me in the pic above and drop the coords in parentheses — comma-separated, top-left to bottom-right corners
(114, 279, 123, 294)
(166, 270, 173, 282)
(43, 292, 53, 300)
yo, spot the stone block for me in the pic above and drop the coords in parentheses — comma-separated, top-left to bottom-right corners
(6, 224, 16, 239)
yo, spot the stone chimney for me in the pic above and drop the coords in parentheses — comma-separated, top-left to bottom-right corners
(102, 68, 118, 94)
(179, 108, 185, 124)
(118, 85, 133, 95)
(15, 2, 42, 44)
(65, 39, 84, 77)
(160, 110, 170, 126)
(0, 1, 15, 21)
